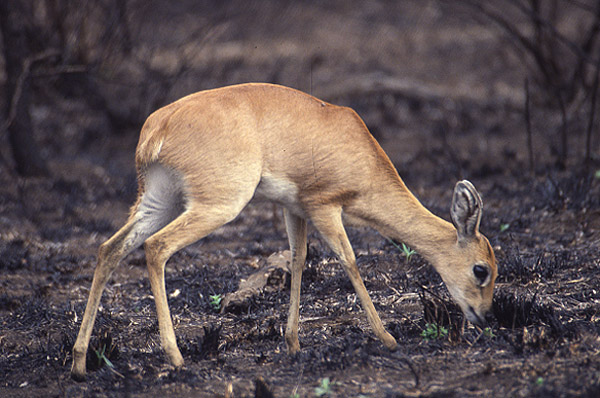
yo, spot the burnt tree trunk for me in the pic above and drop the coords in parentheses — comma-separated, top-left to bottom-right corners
(0, 1, 48, 177)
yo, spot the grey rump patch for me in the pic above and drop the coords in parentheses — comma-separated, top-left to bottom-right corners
(125, 163, 188, 250)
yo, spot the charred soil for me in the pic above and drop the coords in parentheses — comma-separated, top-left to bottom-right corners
(1, 1, 600, 397)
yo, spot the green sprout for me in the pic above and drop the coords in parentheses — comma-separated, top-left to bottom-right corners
(421, 323, 448, 341)
(500, 223, 510, 232)
(535, 376, 544, 386)
(315, 377, 333, 397)
(483, 327, 495, 338)
(94, 344, 114, 369)
(209, 294, 223, 311)
(594, 169, 600, 179)
(387, 238, 417, 263)
(401, 243, 416, 262)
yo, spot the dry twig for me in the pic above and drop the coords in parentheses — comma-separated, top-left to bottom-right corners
(4, 49, 60, 130)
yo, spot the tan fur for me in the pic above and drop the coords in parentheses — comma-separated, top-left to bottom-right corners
(71, 83, 497, 381)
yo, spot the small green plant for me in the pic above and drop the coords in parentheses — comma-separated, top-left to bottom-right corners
(387, 238, 416, 263)
(421, 323, 448, 341)
(290, 394, 300, 398)
(209, 294, 223, 311)
(535, 376, 544, 386)
(94, 344, 114, 369)
(483, 327, 495, 338)
(401, 242, 416, 262)
(315, 377, 333, 396)
(500, 223, 510, 232)
(595, 169, 600, 179)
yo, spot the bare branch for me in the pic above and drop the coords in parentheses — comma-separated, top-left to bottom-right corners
(4, 49, 60, 130)
(455, 0, 556, 87)
(525, 78, 535, 172)
(506, 0, 599, 67)
(586, 61, 600, 164)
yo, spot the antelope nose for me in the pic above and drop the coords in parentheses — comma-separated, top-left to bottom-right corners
(468, 305, 487, 327)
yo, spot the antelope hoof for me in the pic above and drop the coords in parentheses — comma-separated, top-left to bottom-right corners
(285, 335, 301, 355)
(71, 370, 86, 382)
(168, 350, 185, 368)
(71, 351, 87, 382)
(382, 333, 398, 351)
(70, 363, 87, 382)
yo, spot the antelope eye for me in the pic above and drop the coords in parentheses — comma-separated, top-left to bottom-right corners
(473, 264, 489, 285)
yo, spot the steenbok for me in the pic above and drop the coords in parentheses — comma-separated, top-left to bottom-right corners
(72, 83, 496, 381)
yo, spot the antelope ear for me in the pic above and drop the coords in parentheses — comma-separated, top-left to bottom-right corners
(451, 180, 483, 242)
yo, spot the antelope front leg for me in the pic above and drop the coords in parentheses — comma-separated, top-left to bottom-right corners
(283, 209, 308, 354)
(310, 207, 398, 351)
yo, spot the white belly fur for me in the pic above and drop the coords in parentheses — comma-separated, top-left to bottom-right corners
(254, 174, 306, 217)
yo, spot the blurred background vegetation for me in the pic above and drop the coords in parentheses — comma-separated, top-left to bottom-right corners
(1, 0, 599, 179)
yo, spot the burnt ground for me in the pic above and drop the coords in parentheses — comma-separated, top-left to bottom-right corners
(1, 1, 600, 397)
